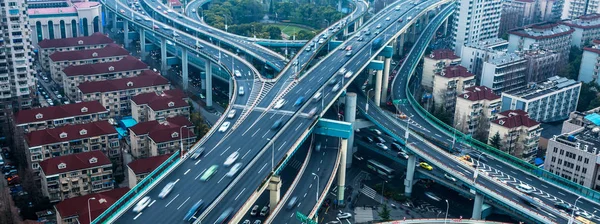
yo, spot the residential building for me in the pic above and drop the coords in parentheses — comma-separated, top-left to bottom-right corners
(499, 0, 537, 38)
(39, 151, 114, 202)
(432, 65, 475, 112)
(521, 48, 560, 83)
(507, 22, 574, 65)
(561, 106, 600, 135)
(14, 101, 108, 132)
(29, 0, 103, 46)
(544, 124, 600, 189)
(0, 0, 37, 145)
(460, 38, 509, 81)
(480, 52, 527, 94)
(167, 0, 183, 12)
(78, 70, 170, 117)
(579, 43, 600, 85)
(455, 86, 501, 134)
(489, 110, 542, 162)
(560, 0, 600, 20)
(128, 116, 194, 158)
(49, 44, 130, 85)
(501, 76, 581, 122)
(25, 121, 119, 175)
(562, 14, 600, 48)
(37, 33, 113, 72)
(61, 56, 148, 99)
(54, 188, 128, 224)
(538, 0, 560, 21)
(421, 49, 461, 90)
(131, 89, 190, 122)
(126, 154, 171, 188)
(451, 0, 503, 55)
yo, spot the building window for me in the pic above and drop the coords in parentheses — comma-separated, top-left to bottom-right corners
(82, 18, 89, 36)
(36, 21, 43, 42)
(93, 16, 100, 33)
(48, 21, 55, 39)
(71, 19, 78, 37)
(59, 20, 66, 39)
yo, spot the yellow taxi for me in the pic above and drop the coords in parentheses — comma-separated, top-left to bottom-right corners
(419, 162, 433, 171)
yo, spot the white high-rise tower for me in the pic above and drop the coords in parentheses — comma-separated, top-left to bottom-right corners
(452, 0, 503, 55)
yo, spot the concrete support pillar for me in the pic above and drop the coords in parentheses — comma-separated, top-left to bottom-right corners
(443, 18, 449, 35)
(358, 17, 363, 28)
(472, 193, 484, 220)
(160, 37, 167, 75)
(229, 78, 234, 99)
(344, 93, 357, 167)
(181, 48, 188, 90)
(404, 155, 416, 196)
(373, 69, 383, 107)
(338, 138, 348, 205)
(123, 20, 130, 48)
(205, 60, 213, 109)
(268, 175, 282, 210)
(398, 34, 405, 56)
(343, 27, 348, 37)
(139, 29, 146, 58)
(382, 57, 391, 104)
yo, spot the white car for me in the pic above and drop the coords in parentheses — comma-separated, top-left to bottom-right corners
(235, 70, 241, 77)
(376, 143, 388, 150)
(444, 173, 457, 182)
(274, 99, 285, 109)
(376, 24, 382, 29)
(516, 184, 534, 194)
(219, 122, 231, 132)
(133, 196, 151, 213)
(337, 212, 352, 219)
(397, 151, 409, 159)
(332, 83, 340, 92)
(158, 182, 175, 198)
(226, 163, 242, 177)
(227, 110, 236, 119)
(576, 211, 594, 219)
(386, 17, 391, 21)
(224, 152, 239, 167)
(344, 71, 354, 78)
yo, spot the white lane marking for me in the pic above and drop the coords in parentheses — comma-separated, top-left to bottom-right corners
(261, 130, 270, 139)
(258, 163, 268, 173)
(295, 122, 304, 131)
(510, 171, 517, 175)
(174, 179, 180, 184)
(496, 164, 503, 168)
(304, 192, 308, 198)
(177, 197, 190, 210)
(317, 167, 320, 172)
(526, 177, 532, 181)
(277, 141, 287, 151)
(241, 150, 251, 159)
(195, 168, 207, 180)
(184, 169, 191, 175)
(217, 174, 227, 184)
(541, 184, 548, 188)
(165, 194, 179, 207)
(456, 166, 472, 174)
(133, 212, 143, 220)
(148, 200, 156, 208)
(195, 159, 202, 165)
(309, 184, 313, 189)
(435, 134, 441, 137)
(251, 128, 262, 137)
(558, 192, 566, 196)
(234, 188, 246, 201)
(219, 146, 232, 156)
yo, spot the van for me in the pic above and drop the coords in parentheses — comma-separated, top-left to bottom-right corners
(238, 86, 244, 96)
(312, 92, 322, 101)
(287, 197, 298, 210)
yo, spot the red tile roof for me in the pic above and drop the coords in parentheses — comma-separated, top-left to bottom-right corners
(131, 89, 189, 111)
(39, 151, 111, 176)
(584, 47, 600, 55)
(78, 70, 169, 94)
(427, 49, 460, 60)
(26, 121, 117, 147)
(63, 56, 147, 77)
(509, 22, 574, 40)
(49, 43, 129, 62)
(38, 33, 113, 49)
(491, 113, 539, 128)
(127, 154, 172, 175)
(15, 101, 107, 125)
(458, 86, 500, 101)
(149, 127, 195, 143)
(129, 116, 192, 136)
(54, 188, 129, 224)
(498, 109, 529, 117)
(593, 39, 600, 45)
(437, 65, 474, 78)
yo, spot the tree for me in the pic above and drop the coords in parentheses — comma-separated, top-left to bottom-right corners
(489, 131, 501, 149)
(295, 30, 314, 40)
(266, 26, 282, 39)
(190, 112, 211, 139)
(577, 82, 600, 112)
(378, 204, 391, 221)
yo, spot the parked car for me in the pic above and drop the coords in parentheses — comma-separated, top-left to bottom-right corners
(250, 205, 259, 216)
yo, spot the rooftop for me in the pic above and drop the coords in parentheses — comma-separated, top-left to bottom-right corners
(436, 65, 474, 78)
(131, 89, 189, 111)
(62, 55, 147, 77)
(49, 43, 129, 62)
(38, 33, 112, 49)
(509, 22, 574, 39)
(583, 45, 600, 55)
(463, 38, 508, 51)
(555, 125, 600, 154)
(127, 154, 172, 175)
(129, 116, 192, 136)
(15, 101, 107, 125)
(77, 70, 168, 94)
(504, 76, 581, 100)
(491, 110, 539, 128)
(562, 13, 600, 29)
(26, 121, 117, 147)
(486, 52, 524, 65)
(427, 49, 460, 60)
(54, 188, 129, 224)
(39, 151, 111, 176)
(458, 86, 500, 101)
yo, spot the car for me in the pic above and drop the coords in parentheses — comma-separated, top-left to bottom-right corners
(554, 201, 573, 212)
(318, 39, 324, 44)
(337, 211, 352, 219)
(577, 211, 594, 219)
(242, 220, 251, 224)
(375, 136, 386, 143)
(133, 196, 151, 213)
(183, 200, 204, 221)
(339, 67, 347, 75)
(376, 24, 382, 29)
(357, 36, 364, 41)
(250, 205, 259, 216)
(386, 17, 391, 21)
(397, 151, 409, 159)
(260, 205, 269, 216)
(158, 181, 176, 198)
(444, 173, 457, 182)
(345, 50, 352, 56)
(192, 9, 196, 13)
(516, 184, 533, 194)
(157, 6, 162, 9)
(363, 136, 374, 143)
(374, 30, 380, 35)
(274, 99, 285, 109)
(376, 143, 388, 150)
(224, 152, 239, 167)
(328, 78, 338, 86)
(200, 165, 218, 181)
(294, 97, 305, 106)
(253, 220, 262, 224)
(56, 94, 63, 99)
(332, 83, 340, 92)
(226, 163, 242, 177)
(216, 208, 233, 223)
(312, 92, 322, 101)
(235, 70, 241, 77)
(191, 147, 205, 159)
(395, 5, 401, 10)
(344, 71, 354, 78)
(238, 86, 245, 95)
(219, 122, 230, 132)
(271, 119, 283, 130)
(308, 107, 318, 117)
(419, 162, 433, 171)
(391, 143, 403, 152)
(407, 16, 413, 20)
(398, 18, 404, 23)
(305, 47, 311, 52)
(227, 109, 237, 119)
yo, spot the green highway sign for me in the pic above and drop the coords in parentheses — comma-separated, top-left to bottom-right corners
(296, 211, 317, 224)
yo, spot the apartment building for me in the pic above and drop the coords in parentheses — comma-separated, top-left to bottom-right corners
(131, 89, 190, 122)
(561, 14, 600, 48)
(14, 101, 108, 132)
(508, 22, 574, 66)
(489, 110, 542, 162)
(460, 38, 509, 81)
(54, 188, 128, 224)
(128, 116, 194, 158)
(421, 49, 461, 91)
(432, 65, 475, 112)
(499, 0, 537, 37)
(455, 86, 501, 134)
(538, 0, 561, 21)
(451, 0, 503, 55)
(61, 56, 148, 99)
(38, 33, 113, 72)
(480, 52, 527, 94)
(78, 70, 170, 117)
(579, 43, 600, 85)
(501, 76, 581, 122)
(560, 0, 600, 20)
(521, 48, 560, 83)
(562, 106, 600, 137)
(126, 154, 171, 188)
(49, 43, 130, 85)
(39, 151, 114, 202)
(25, 120, 119, 174)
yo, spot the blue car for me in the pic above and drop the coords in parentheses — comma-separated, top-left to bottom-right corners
(294, 97, 305, 106)
(184, 200, 204, 222)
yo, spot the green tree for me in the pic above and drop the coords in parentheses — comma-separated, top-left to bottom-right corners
(489, 132, 501, 149)
(295, 30, 315, 39)
(378, 204, 391, 221)
(190, 112, 211, 139)
(577, 82, 600, 112)
(266, 26, 282, 39)
(432, 105, 453, 125)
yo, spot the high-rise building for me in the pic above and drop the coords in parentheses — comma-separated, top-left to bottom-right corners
(421, 49, 461, 91)
(1, 0, 37, 144)
(579, 40, 600, 85)
(455, 86, 502, 135)
(499, 0, 537, 38)
(480, 52, 528, 94)
(460, 38, 509, 82)
(508, 22, 574, 66)
(451, 0, 503, 55)
(489, 110, 542, 162)
(431, 65, 475, 112)
(560, 0, 600, 20)
(562, 14, 600, 48)
(521, 48, 560, 83)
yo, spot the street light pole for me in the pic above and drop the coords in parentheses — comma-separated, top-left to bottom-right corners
(312, 173, 320, 203)
(451, 123, 460, 150)
(267, 138, 275, 172)
(88, 197, 96, 224)
(444, 199, 449, 224)
(568, 196, 583, 224)
(179, 125, 187, 157)
(380, 180, 387, 204)
(366, 88, 373, 112)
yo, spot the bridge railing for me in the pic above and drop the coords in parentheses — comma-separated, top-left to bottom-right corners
(393, 2, 600, 203)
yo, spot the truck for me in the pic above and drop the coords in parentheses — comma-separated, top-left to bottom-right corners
(372, 37, 383, 50)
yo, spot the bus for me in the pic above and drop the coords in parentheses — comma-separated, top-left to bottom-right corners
(366, 160, 395, 179)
